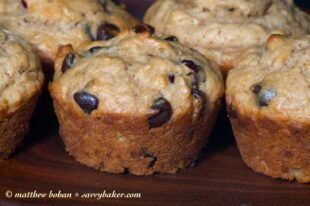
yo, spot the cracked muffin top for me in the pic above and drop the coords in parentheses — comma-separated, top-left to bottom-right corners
(0, 27, 44, 115)
(144, 0, 310, 73)
(50, 25, 224, 127)
(0, 0, 138, 63)
(226, 34, 310, 123)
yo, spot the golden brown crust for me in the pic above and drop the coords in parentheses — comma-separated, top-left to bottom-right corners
(50, 28, 224, 175)
(52, 96, 221, 175)
(0, 95, 39, 160)
(227, 97, 310, 183)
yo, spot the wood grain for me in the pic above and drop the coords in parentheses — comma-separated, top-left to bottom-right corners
(0, 1, 310, 206)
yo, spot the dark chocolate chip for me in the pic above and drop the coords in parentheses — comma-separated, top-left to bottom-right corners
(85, 24, 95, 41)
(88, 46, 103, 54)
(258, 89, 277, 107)
(168, 74, 175, 84)
(252, 84, 277, 107)
(21, 0, 27, 9)
(181, 60, 201, 73)
(74, 91, 99, 114)
(134, 24, 155, 34)
(61, 53, 75, 73)
(252, 84, 262, 95)
(123, 168, 129, 174)
(96, 23, 120, 41)
(192, 89, 207, 115)
(144, 151, 157, 168)
(148, 98, 172, 128)
(165, 36, 178, 42)
(192, 89, 205, 100)
(191, 76, 199, 90)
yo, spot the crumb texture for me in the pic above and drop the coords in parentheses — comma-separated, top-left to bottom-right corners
(144, 0, 310, 71)
(0, 27, 43, 115)
(0, 0, 138, 62)
(227, 35, 310, 122)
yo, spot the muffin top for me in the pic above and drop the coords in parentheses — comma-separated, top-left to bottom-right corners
(226, 34, 310, 123)
(0, 27, 44, 115)
(144, 0, 310, 72)
(0, 0, 138, 63)
(50, 25, 224, 128)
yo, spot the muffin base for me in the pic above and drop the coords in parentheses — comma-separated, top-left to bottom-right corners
(0, 96, 39, 160)
(229, 107, 310, 183)
(53, 98, 221, 175)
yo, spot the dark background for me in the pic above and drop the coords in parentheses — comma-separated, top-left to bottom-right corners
(295, 0, 310, 8)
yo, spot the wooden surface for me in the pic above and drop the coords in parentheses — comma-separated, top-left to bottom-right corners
(1, 1, 310, 206)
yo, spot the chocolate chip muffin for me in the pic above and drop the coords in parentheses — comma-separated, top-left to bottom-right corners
(144, 0, 310, 75)
(0, 0, 138, 66)
(226, 34, 310, 183)
(0, 27, 44, 159)
(49, 24, 224, 175)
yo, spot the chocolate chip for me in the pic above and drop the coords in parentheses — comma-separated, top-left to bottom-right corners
(181, 60, 201, 73)
(144, 151, 157, 168)
(88, 46, 103, 54)
(168, 74, 175, 84)
(74, 91, 99, 114)
(252, 84, 277, 107)
(148, 98, 172, 128)
(61, 53, 75, 73)
(252, 84, 262, 95)
(96, 23, 120, 41)
(21, 0, 27, 9)
(192, 89, 206, 101)
(191, 65, 205, 86)
(165, 36, 178, 42)
(123, 168, 129, 174)
(192, 89, 207, 117)
(258, 89, 277, 107)
(134, 24, 155, 34)
(85, 25, 95, 41)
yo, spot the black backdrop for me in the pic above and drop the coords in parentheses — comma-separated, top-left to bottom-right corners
(295, 0, 310, 8)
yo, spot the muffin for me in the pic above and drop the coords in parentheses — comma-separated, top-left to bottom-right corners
(144, 0, 310, 75)
(0, 0, 138, 67)
(226, 34, 310, 183)
(49, 24, 224, 175)
(0, 27, 44, 159)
